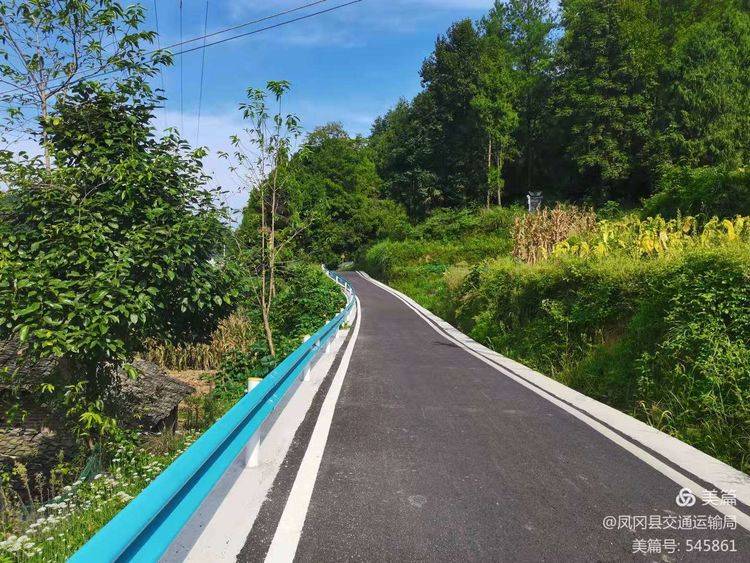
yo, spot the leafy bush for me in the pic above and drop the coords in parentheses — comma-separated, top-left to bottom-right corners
(0, 82, 236, 440)
(643, 166, 750, 219)
(270, 264, 347, 338)
(414, 206, 522, 241)
(209, 264, 346, 401)
(415, 208, 481, 240)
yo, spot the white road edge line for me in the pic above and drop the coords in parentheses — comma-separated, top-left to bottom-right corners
(358, 272, 750, 532)
(265, 295, 362, 563)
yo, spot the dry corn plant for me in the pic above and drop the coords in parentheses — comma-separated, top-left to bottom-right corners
(513, 204, 597, 264)
(144, 311, 255, 371)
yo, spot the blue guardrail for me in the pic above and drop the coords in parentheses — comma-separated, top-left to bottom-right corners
(70, 270, 355, 562)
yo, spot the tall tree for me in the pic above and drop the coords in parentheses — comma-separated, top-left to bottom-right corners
(224, 82, 301, 357)
(474, 6, 519, 207)
(503, 0, 555, 193)
(658, 5, 750, 168)
(420, 19, 486, 206)
(554, 0, 662, 202)
(370, 95, 440, 217)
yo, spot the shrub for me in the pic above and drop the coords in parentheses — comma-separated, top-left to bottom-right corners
(643, 165, 750, 219)
(414, 206, 522, 241)
(415, 208, 481, 240)
(208, 264, 346, 402)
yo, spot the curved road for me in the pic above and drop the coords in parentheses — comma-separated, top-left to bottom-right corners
(239, 272, 750, 562)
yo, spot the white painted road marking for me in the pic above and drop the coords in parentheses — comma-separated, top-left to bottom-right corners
(265, 296, 363, 562)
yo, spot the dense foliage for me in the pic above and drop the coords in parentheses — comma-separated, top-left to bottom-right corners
(0, 81, 236, 439)
(239, 122, 411, 267)
(370, 0, 750, 215)
(211, 264, 346, 400)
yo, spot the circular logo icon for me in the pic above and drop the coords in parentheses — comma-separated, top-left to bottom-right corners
(676, 487, 696, 507)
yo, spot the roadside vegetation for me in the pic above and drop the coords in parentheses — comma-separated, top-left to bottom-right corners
(1, 0, 750, 559)
(0, 3, 344, 561)
(353, 1, 750, 473)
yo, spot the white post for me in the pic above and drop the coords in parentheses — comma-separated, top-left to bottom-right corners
(246, 433, 260, 468)
(302, 363, 312, 382)
(324, 338, 332, 354)
(245, 380, 261, 467)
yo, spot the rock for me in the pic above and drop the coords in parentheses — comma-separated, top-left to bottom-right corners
(112, 359, 195, 432)
(1, 337, 195, 475)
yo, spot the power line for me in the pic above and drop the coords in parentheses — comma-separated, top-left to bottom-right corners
(169, 1, 363, 57)
(179, 0, 184, 133)
(0, 0, 365, 99)
(196, 0, 209, 144)
(161, 0, 332, 53)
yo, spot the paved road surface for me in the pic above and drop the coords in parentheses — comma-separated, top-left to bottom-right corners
(240, 273, 750, 562)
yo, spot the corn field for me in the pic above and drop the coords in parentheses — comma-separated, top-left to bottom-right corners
(144, 312, 256, 370)
(553, 214, 750, 259)
(513, 204, 597, 264)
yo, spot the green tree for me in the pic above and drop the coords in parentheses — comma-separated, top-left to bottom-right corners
(554, 0, 662, 202)
(659, 6, 750, 168)
(224, 81, 302, 357)
(420, 19, 486, 206)
(0, 80, 234, 441)
(501, 0, 555, 194)
(243, 122, 410, 265)
(474, 5, 519, 207)
(0, 0, 168, 168)
(370, 95, 441, 217)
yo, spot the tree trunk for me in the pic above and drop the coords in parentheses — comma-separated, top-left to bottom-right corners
(486, 137, 492, 209)
(496, 152, 502, 207)
(41, 91, 51, 171)
(261, 306, 276, 357)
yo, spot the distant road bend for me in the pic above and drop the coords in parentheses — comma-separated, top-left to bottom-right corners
(234, 272, 750, 561)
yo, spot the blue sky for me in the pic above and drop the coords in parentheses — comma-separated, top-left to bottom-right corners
(146, 0, 497, 212)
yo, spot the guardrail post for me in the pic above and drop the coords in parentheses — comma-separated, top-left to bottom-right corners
(245, 432, 260, 468)
(245, 380, 261, 467)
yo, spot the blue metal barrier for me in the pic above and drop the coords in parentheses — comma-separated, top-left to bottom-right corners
(70, 270, 355, 562)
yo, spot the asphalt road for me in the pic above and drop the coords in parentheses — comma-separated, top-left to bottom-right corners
(242, 273, 750, 562)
